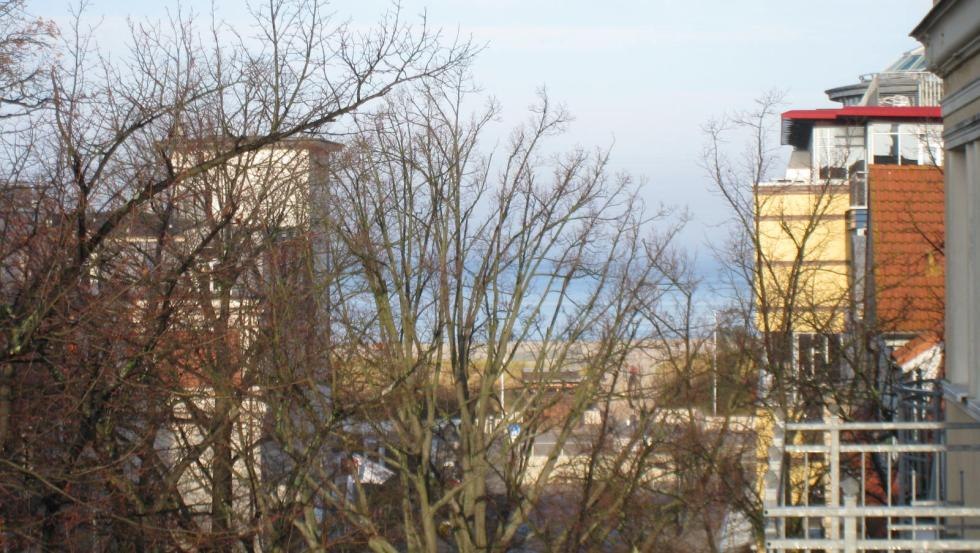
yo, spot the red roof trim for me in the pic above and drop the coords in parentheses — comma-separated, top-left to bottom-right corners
(783, 106, 942, 122)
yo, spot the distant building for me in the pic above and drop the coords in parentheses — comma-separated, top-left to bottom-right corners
(759, 9, 980, 550)
(756, 50, 944, 380)
(127, 137, 340, 536)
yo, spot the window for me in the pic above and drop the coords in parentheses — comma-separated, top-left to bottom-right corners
(796, 333, 843, 380)
(872, 126, 900, 164)
(849, 171, 868, 208)
(869, 123, 943, 166)
(813, 126, 865, 180)
(205, 259, 219, 293)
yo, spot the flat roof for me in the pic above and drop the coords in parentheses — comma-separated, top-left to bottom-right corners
(781, 106, 942, 147)
(783, 106, 942, 122)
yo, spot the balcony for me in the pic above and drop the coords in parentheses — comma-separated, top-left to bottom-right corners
(762, 413, 980, 552)
(828, 71, 943, 108)
(866, 71, 944, 107)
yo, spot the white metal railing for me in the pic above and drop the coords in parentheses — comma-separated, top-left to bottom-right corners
(856, 71, 943, 106)
(763, 416, 980, 552)
(914, 73, 944, 107)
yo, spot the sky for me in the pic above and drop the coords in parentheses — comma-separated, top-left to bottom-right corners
(30, 0, 935, 296)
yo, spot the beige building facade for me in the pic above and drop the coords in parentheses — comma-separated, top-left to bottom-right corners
(913, 0, 980, 529)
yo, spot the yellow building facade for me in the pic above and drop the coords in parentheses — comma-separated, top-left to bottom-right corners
(755, 183, 850, 335)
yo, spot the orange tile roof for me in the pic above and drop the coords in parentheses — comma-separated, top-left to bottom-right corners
(892, 330, 946, 378)
(891, 330, 942, 367)
(869, 165, 944, 334)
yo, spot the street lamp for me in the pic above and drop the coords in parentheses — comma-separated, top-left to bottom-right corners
(712, 311, 719, 417)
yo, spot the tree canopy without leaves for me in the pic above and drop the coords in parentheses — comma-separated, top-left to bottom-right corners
(0, 1, 759, 551)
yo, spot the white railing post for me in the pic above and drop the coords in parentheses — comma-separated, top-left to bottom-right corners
(766, 419, 980, 552)
(827, 413, 842, 541)
(764, 470, 781, 552)
(843, 493, 857, 553)
(763, 419, 785, 552)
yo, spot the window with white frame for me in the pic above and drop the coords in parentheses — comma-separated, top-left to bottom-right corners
(869, 123, 943, 166)
(813, 125, 865, 180)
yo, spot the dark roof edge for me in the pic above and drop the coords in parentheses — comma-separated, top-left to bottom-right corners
(171, 136, 343, 154)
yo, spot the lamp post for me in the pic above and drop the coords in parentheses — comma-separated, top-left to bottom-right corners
(712, 311, 718, 417)
(500, 371, 505, 413)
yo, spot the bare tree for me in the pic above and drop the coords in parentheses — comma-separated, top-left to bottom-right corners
(699, 91, 867, 545)
(0, 2, 769, 551)
(702, 91, 875, 416)
(0, 0, 55, 118)
(0, 1, 473, 549)
(263, 72, 757, 552)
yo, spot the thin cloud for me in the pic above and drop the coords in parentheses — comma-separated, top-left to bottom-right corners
(468, 24, 814, 52)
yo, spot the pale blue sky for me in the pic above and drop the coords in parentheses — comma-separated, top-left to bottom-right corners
(30, 0, 934, 291)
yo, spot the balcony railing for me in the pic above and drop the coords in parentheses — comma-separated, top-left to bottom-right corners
(763, 415, 980, 552)
(914, 73, 944, 107)
(858, 71, 944, 107)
